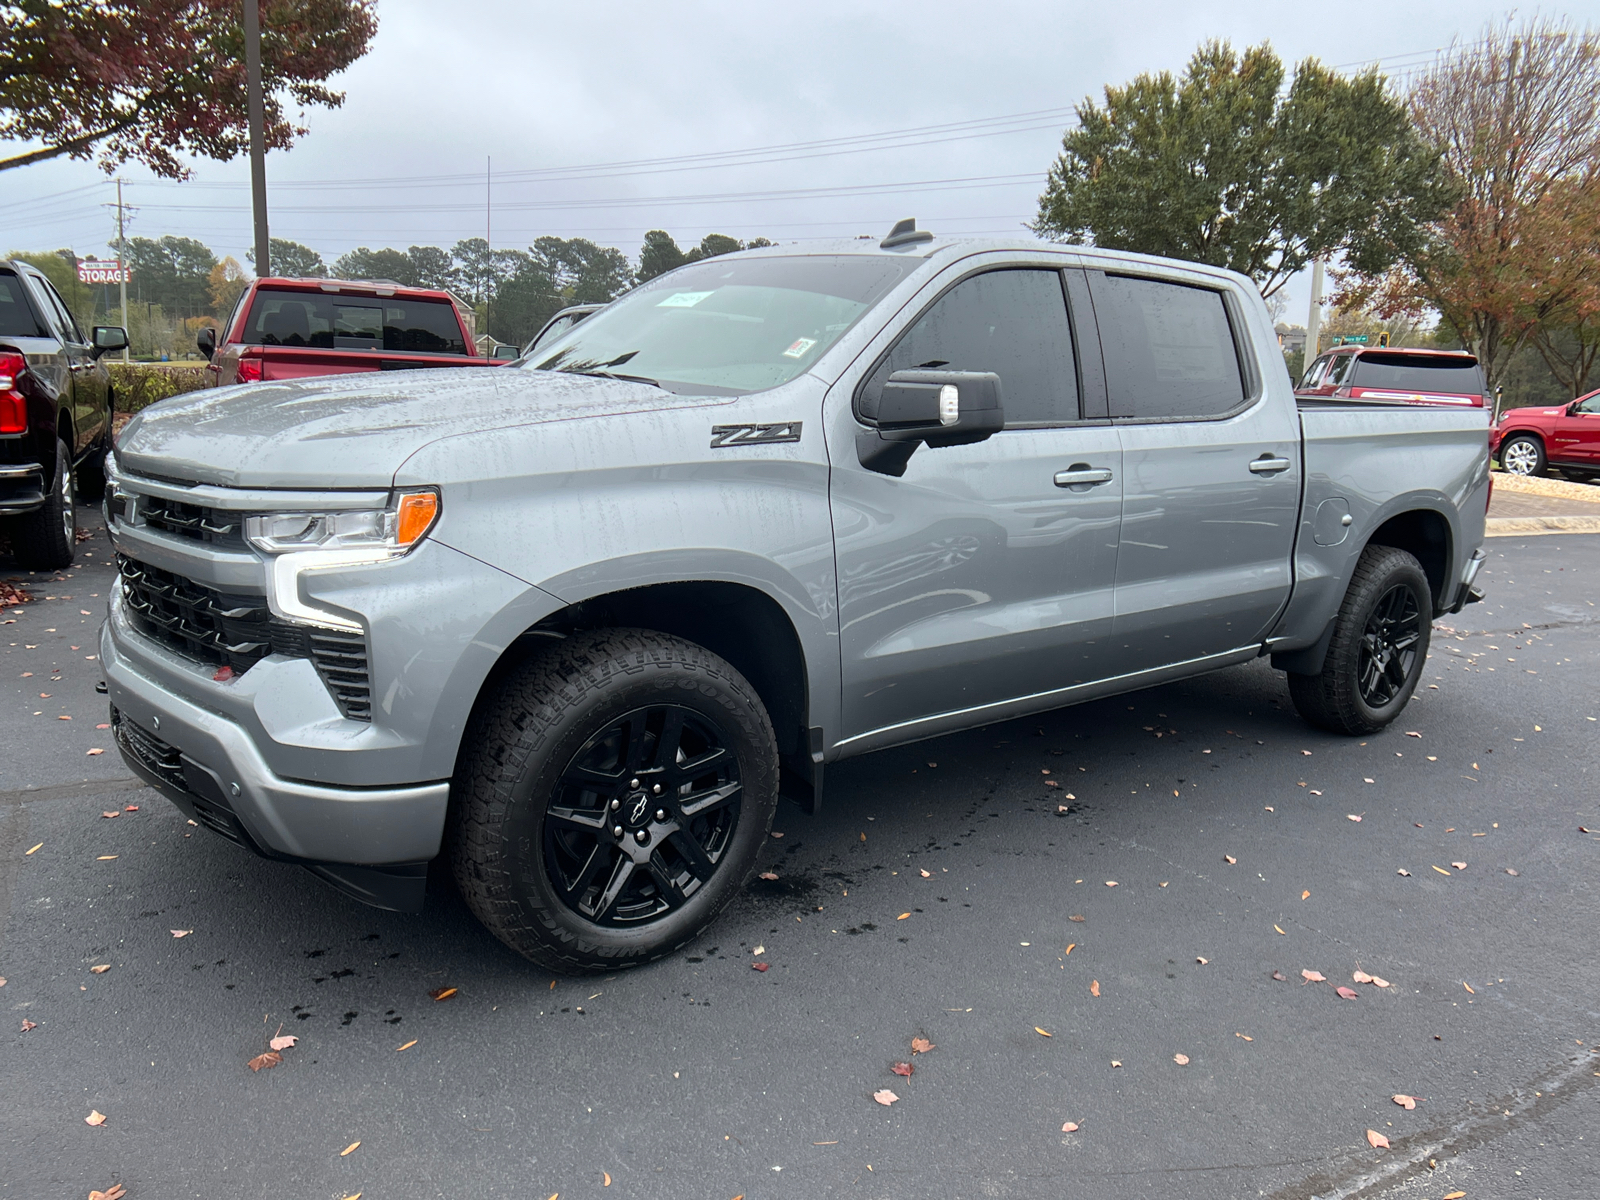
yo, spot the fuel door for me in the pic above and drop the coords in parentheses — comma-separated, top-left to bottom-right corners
(1312, 497, 1353, 546)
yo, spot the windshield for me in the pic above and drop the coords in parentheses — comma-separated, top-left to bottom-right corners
(523, 254, 916, 394)
(242, 289, 469, 355)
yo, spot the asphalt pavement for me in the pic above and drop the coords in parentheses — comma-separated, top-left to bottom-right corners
(3, 508, 1597, 1200)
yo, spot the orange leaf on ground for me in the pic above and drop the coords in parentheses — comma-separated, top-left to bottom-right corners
(21, 1018, 37, 1031)
(758, 871, 778, 881)
(910, 1037, 934, 1054)
(100, 811, 117, 818)
(1301, 890, 1311, 900)
(85, 1110, 107, 1126)
(603, 1172, 611, 1186)
(872, 1089, 898, 1106)
(1105, 880, 1118, 887)
(891, 1062, 913, 1077)
(1301, 969, 1326, 983)
(89, 964, 110, 974)
(1089, 980, 1100, 997)
(1393, 1094, 1417, 1109)
(1353, 970, 1374, 983)
(1235, 1032, 1253, 1041)
(1173, 1053, 1189, 1065)
(1035, 1027, 1053, 1037)
(268, 1033, 297, 1051)
(247, 1051, 282, 1071)
(340, 1141, 361, 1156)
(88, 1186, 127, 1200)
(1336, 986, 1359, 999)
(1224, 855, 1237, 864)
(429, 986, 457, 1001)
(171, 929, 191, 938)
(1272, 970, 1287, 981)
(1442, 1192, 1466, 1199)
(396, 1040, 417, 1051)
(1371, 976, 1391, 988)
(1061, 1121, 1079, 1132)
(751, 962, 769, 972)
(1069, 915, 1085, 922)
(86, 748, 104, 756)
(1452, 861, 1468, 870)
(896, 913, 910, 920)
(1366, 1129, 1390, 1149)
(1065, 943, 1076, 956)
(919, 869, 931, 878)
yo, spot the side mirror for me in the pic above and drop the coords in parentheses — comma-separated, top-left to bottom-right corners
(91, 326, 128, 358)
(490, 343, 520, 361)
(856, 369, 1003, 476)
(196, 326, 217, 360)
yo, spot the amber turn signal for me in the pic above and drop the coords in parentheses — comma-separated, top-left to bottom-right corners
(396, 491, 439, 546)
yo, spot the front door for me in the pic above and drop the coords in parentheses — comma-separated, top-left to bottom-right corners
(829, 263, 1123, 751)
(1552, 391, 1600, 464)
(1085, 267, 1299, 672)
(30, 272, 105, 453)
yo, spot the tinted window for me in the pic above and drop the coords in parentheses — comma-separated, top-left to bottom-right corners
(241, 290, 468, 354)
(1325, 354, 1355, 386)
(1299, 355, 1330, 389)
(1350, 353, 1483, 396)
(864, 269, 1079, 425)
(1095, 275, 1245, 420)
(40, 279, 85, 343)
(529, 255, 914, 395)
(0, 274, 45, 338)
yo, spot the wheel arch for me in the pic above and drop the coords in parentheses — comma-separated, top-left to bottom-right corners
(1497, 428, 1546, 459)
(1363, 506, 1452, 614)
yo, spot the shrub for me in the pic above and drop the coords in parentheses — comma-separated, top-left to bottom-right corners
(108, 362, 210, 414)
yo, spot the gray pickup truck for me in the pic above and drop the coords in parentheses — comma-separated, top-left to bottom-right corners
(101, 224, 1489, 972)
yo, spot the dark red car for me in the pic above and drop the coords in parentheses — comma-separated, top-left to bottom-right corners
(1491, 388, 1600, 481)
(198, 277, 489, 386)
(1296, 346, 1486, 408)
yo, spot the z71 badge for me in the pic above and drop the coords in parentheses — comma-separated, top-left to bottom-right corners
(709, 422, 803, 448)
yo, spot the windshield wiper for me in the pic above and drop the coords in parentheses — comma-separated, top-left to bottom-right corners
(562, 368, 663, 389)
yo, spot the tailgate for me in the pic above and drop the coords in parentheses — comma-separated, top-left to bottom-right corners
(255, 349, 482, 382)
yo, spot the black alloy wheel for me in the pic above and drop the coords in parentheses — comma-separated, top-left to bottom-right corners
(452, 628, 778, 973)
(546, 704, 742, 927)
(1357, 583, 1422, 708)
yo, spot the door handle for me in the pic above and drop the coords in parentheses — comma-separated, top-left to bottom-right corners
(1054, 465, 1114, 487)
(1249, 456, 1292, 475)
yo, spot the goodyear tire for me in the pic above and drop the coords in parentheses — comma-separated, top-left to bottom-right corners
(451, 628, 778, 973)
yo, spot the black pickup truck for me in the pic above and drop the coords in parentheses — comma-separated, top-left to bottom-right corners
(0, 258, 127, 568)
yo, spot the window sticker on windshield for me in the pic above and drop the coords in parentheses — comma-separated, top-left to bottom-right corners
(782, 337, 817, 358)
(658, 291, 713, 308)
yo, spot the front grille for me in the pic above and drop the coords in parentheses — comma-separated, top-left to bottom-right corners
(138, 496, 247, 549)
(117, 554, 372, 720)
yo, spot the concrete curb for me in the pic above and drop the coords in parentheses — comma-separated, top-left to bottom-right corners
(1490, 470, 1600, 502)
(1485, 515, 1600, 537)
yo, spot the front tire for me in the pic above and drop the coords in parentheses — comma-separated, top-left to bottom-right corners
(451, 628, 778, 973)
(1288, 544, 1432, 736)
(11, 439, 76, 570)
(1499, 434, 1545, 476)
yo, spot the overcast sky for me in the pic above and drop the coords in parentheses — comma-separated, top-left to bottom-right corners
(5, 0, 1596, 322)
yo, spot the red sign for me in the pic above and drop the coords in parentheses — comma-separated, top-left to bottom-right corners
(77, 258, 129, 285)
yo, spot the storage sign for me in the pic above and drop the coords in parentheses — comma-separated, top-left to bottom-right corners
(77, 258, 129, 284)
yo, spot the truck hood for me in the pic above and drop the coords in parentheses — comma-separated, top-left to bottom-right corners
(1497, 404, 1568, 422)
(116, 367, 723, 489)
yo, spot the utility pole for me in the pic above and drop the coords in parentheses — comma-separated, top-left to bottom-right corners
(244, 0, 270, 277)
(484, 155, 492, 345)
(1305, 258, 1324, 361)
(115, 177, 131, 362)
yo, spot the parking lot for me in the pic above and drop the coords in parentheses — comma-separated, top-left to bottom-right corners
(2, 509, 1597, 1200)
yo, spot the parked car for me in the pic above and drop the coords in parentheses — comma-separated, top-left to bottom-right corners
(103, 223, 1489, 972)
(1296, 346, 1487, 407)
(197, 277, 490, 385)
(1490, 388, 1600, 480)
(524, 303, 603, 357)
(0, 258, 127, 568)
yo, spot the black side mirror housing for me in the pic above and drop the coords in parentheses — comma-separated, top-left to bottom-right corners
(856, 369, 1003, 476)
(91, 326, 128, 358)
(196, 326, 217, 360)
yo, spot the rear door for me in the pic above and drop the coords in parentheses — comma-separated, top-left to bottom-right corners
(829, 260, 1123, 749)
(1086, 267, 1299, 672)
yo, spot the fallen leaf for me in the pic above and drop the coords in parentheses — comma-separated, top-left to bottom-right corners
(25, 843, 42, 855)
(1442, 1192, 1465, 1199)
(89, 964, 110, 974)
(770, 831, 783, 838)
(429, 986, 457, 1001)
(268, 1033, 297, 1052)
(1397, 869, 1412, 876)
(1068, 915, 1085, 922)
(1035, 1027, 1053, 1037)
(213, 665, 234, 682)
(85, 1110, 107, 1126)
(87, 1186, 126, 1200)
(1452, 861, 1467, 871)
(1335, 986, 1359, 999)
(57, 715, 71, 721)
(396, 1040, 417, 1051)
(1301, 969, 1326, 983)
(1061, 1121, 1079, 1132)
(1272, 970, 1287, 981)
(170, 929, 192, 938)
(1353, 970, 1374, 983)
(872, 1089, 898, 1106)
(340, 1141, 361, 1156)
(1110, 1060, 1122, 1067)
(1366, 1129, 1390, 1149)
(1348, 813, 1363, 821)
(1275, 925, 1287, 935)
(891, 1061, 913, 1077)
(1505, 868, 1519, 876)
(1173, 1053, 1190, 1065)
(1235, 1032, 1253, 1041)
(21, 1018, 37, 1031)
(100, 811, 118, 819)
(1065, 943, 1076, 955)
(758, 871, 778, 881)
(910, 1037, 934, 1054)
(247, 1051, 282, 1071)
(1392, 1094, 1417, 1110)
(603, 1172, 611, 1187)
(1224, 854, 1237, 864)
(96, 855, 116, 861)
(1196, 956, 1208, 965)
(1405, 731, 1421, 737)
(1431, 865, 1453, 876)
(896, 913, 910, 920)
(1371, 976, 1391, 988)
(919, 869, 931, 878)
(751, 962, 769, 972)
(1089, 980, 1100, 997)
(752, 944, 764, 954)
(1463, 982, 1475, 994)
(86, 748, 103, 756)
(1105, 880, 1118, 887)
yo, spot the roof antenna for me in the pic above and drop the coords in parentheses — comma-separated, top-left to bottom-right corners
(880, 218, 934, 250)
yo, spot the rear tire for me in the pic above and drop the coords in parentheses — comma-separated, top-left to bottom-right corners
(12, 439, 76, 570)
(1498, 434, 1545, 476)
(1288, 544, 1432, 736)
(451, 628, 778, 973)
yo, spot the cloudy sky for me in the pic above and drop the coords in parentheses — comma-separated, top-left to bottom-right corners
(4, 0, 1593, 321)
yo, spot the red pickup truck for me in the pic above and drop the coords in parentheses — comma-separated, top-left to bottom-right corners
(1296, 346, 1486, 408)
(197, 277, 489, 385)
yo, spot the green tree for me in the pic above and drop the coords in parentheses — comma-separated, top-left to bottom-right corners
(405, 245, 457, 292)
(125, 235, 217, 317)
(248, 238, 326, 278)
(488, 257, 561, 345)
(331, 246, 418, 286)
(684, 233, 745, 264)
(0, 0, 377, 176)
(1034, 40, 1451, 297)
(530, 237, 633, 304)
(8, 249, 98, 323)
(636, 230, 687, 283)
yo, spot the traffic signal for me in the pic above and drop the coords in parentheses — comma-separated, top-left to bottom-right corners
(1377, 331, 1390, 347)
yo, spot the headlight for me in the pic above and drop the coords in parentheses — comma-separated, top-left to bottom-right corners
(245, 490, 438, 632)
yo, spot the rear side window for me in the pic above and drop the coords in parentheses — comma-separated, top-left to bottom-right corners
(1326, 354, 1355, 386)
(1350, 353, 1483, 395)
(0, 274, 45, 338)
(1094, 275, 1246, 420)
(1299, 355, 1330, 389)
(242, 290, 467, 355)
(864, 269, 1080, 425)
